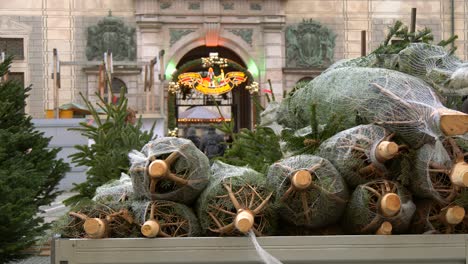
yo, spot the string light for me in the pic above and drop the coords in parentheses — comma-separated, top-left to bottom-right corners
(168, 81, 180, 94)
(167, 127, 179, 137)
(201, 53, 228, 68)
(245, 81, 259, 94)
(177, 118, 232, 123)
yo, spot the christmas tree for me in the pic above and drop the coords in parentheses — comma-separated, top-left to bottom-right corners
(65, 90, 155, 205)
(0, 57, 69, 262)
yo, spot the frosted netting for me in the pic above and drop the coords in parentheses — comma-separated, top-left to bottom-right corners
(410, 200, 468, 234)
(319, 125, 397, 188)
(409, 141, 461, 205)
(266, 155, 348, 228)
(93, 172, 134, 202)
(56, 201, 140, 238)
(130, 200, 201, 237)
(343, 180, 415, 234)
(129, 137, 210, 204)
(278, 67, 467, 148)
(259, 101, 285, 135)
(398, 43, 468, 95)
(197, 161, 277, 236)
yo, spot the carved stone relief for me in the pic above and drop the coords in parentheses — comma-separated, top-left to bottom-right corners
(285, 19, 336, 68)
(227, 29, 253, 46)
(170, 28, 196, 46)
(86, 12, 136, 61)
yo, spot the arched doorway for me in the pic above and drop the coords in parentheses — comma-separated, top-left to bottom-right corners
(172, 46, 252, 132)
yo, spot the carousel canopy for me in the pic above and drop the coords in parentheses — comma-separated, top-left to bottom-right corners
(178, 106, 231, 123)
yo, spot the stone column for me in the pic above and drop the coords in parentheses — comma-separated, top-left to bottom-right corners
(262, 18, 285, 102)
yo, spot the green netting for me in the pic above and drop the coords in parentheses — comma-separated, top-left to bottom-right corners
(130, 200, 201, 237)
(129, 137, 210, 204)
(342, 180, 415, 234)
(92, 173, 134, 203)
(266, 155, 348, 228)
(318, 125, 398, 188)
(277, 66, 466, 148)
(54, 200, 140, 238)
(197, 161, 277, 236)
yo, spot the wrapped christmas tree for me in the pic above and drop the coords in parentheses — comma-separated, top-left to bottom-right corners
(129, 137, 210, 204)
(343, 180, 416, 234)
(59, 201, 139, 239)
(267, 155, 348, 228)
(410, 200, 465, 234)
(92, 172, 134, 203)
(197, 161, 277, 236)
(319, 125, 403, 188)
(131, 200, 201, 238)
(277, 67, 468, 148)
(409, 140, 468, 205)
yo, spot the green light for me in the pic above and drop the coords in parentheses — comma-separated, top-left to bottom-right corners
(165, 60, 177, 80)
(247, 60, 259, 78)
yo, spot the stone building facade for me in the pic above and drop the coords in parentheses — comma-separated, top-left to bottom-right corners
(0, 0, 467, 128)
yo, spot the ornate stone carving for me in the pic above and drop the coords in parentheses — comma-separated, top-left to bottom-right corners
(285, 19, 336, 68)
(189, 2, 200, 10)
(227, 29, 253, 46)
(86, 11, 136, 61)
(222, 2, 234, 10)
(160, 1, 171, 9)
(170, 29, 196, 46)
(250, 3, 262, 10)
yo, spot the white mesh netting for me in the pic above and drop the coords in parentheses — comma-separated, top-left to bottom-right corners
(318, 125, 400, 188)
(128, 137, 210, 205)
(398, 43, 468, 95)
(197, 161, 277, 236)
(343, 180, 416, 234)
(266, 155, 349, 228)
(130, 200, 201, 237)
(278, 67, 467, 148)
(92, 173, 134, 202)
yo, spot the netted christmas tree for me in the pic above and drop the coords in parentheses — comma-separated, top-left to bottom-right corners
(129, 137, 210, 205)
(65, 90, 155, 205)
(277, 66, 468, 149)
(410, 199, 466, 234)
(267, 155, 348, 228)
(197, 161, 277, 236)
(342, 180, 416, 235)
(319, 125, 404, 188)
(0, 57, 69, 262)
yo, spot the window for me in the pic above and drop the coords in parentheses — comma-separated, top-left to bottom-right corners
(9, 72, 25, 87)
(0, 38, 24, 60)
(105, 77, 127, 104)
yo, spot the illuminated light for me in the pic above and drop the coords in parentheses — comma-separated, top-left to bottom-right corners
(247, 59, 259, 78)
(165, 60, 177, 80)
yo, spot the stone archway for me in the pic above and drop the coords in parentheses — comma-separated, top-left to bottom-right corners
(172, 46, 253, 131)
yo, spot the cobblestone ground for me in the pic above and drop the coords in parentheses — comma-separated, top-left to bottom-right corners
(11, 256, 50, 264)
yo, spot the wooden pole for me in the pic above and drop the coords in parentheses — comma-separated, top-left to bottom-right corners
(410, 8, 417, 34)
(0, 51, 7, 82)
(159, 49, 165, 116)
(53, 48, 58, 118)
(361, 30, 366, 57)
(144, 65, 149, 113)
(149, 57, 156, 112)
(98, 64, 105, 98)
(438, 109, 468, 136)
